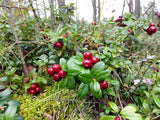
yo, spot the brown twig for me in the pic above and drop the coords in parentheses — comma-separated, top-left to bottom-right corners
(7, 1, 29, 77)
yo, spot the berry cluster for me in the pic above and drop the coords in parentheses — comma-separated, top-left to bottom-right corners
(114, 16, 127, 27)
(53, 41, 63, 48)
(99, 80, 109, 89)
(82, 51, 98, 69)
(48, 64, 67, 82)
(27, 83, 40, 95)
(144, 23, 157, 35)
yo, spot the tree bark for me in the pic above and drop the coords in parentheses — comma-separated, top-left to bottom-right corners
(135, 0, 141, 18)
(91, 0, 97, 22)
(98, 0, 101, 23)
(28, 0, 41, 29)
(129, 0, 133, 14)
(57, 0, 65, 8)
(49, 0, 55, 29)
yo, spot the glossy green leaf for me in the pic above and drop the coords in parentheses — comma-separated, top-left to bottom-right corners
(78, 72, 93, 84)
(99, 115, 116, 120)
(4, 105, 17, 120)
(90, 80, 101, 94)
(71, 56, 83, 65)
(109, 102, 119, 113)
(0, 77, 7, 82)
(91, 62, 105, 76)
(142, 100, 150, 112)
(78, 83, 89, 97)
(122, 113, 142, 120)
(30, 68, 36, 79)
(152, 94, 160, 108)
(13, 115, 24, 120)
(0, 89, 12, 101)
(96, 70, 111, 81)
(8, 100, 21, 107)
(59, 58, 67, 71)
(59, 77, 68, 88)
(67, 68, 80, 76)
(120, 106, 137, 115)
(67, 77, 75, 90)
(0, 85, 5, 90)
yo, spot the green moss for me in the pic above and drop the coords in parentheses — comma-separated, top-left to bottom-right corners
(11, 83, 91, 120)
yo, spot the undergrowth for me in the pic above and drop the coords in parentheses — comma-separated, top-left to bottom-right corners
(11, 83, 92, 120)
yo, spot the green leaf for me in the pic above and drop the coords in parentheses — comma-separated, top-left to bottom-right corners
(8, 100, 21, 107)
(59, 77, 68, 88)
(96, 70, 111, 81)
(152, 94, 160, 108)
(24, 84, 31, 90)
(78, 72, 93, 84)
(99, 115, 116, 120)
(122, 113, 142, 120)
(13, 115, 24, 120)
(0, 77, 7, 82)
(105, 87, 116, 97)
(142, 100, 150, 113)
(153, 87, 160, 94)
(71, 56, 83, 65)
(0, 89, 12, 101)
(67, 77, 75, 90)
(59, 58, 67, 71)
(76, 53, 83, 61)
(0, 85, 5, 90)
(78, 83, 89, 97)
(109, 102, 119, 113)
(11, 75, 22, 82)
(4, 105, 17, 120)
(37, 77, 47, 84)
(107, 79, 119, 86)
(120, 106, 137, 115)
(37, 68, 43, 76)
(90, 80, 101, 94)
(30, 68, 36, 79)
(91, 62, 105, 76)
(67, 68, 80, 76)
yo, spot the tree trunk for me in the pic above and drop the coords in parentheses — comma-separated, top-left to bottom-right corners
(98, 0, 101, 23)
(49, 0, 55, 29)
(28, 0, 41, 29)
(129, 0, 133, 14)
(57, 0, 65, 8)
(91, 0, 97, 22)
(135, 0, 141, 17)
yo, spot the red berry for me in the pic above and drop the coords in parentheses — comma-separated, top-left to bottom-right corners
(59, 41, 63, 46)
(53, 74, 61, 82)
(99, 82, 103, 89)
(115, 117, 120, 120)
(93, 21, 97, 25)
(31, 84, 36, 90)
(58, 70, 67, 78)
(53, 42, 58, 47)
(128, 29, 134, 35)
(52, 64, 61, 73)
(55, 42, 63, 48)
(121, 23, 127, 27)
(27, 87, 32, 92)
(92, 56, 98, 64)
(83, 59, 92, 68)
(35, 87, 40, 93)
(48, 67, 55, 75)
(157, 23, 160, 27)
(150, 23, 155, 27)
(102, 80, 109, 89)
(43, 34, 48, 39)
(119, 16, 122, 18)
(156, 69, 159, 72)
(117, 18, 121, 22)
(34, 83, 39, 87)
(83, 51, 92, 59)
(148, 26, 157, 33)
(30, 90, 36, 94)
(41, 28, 45, 31)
